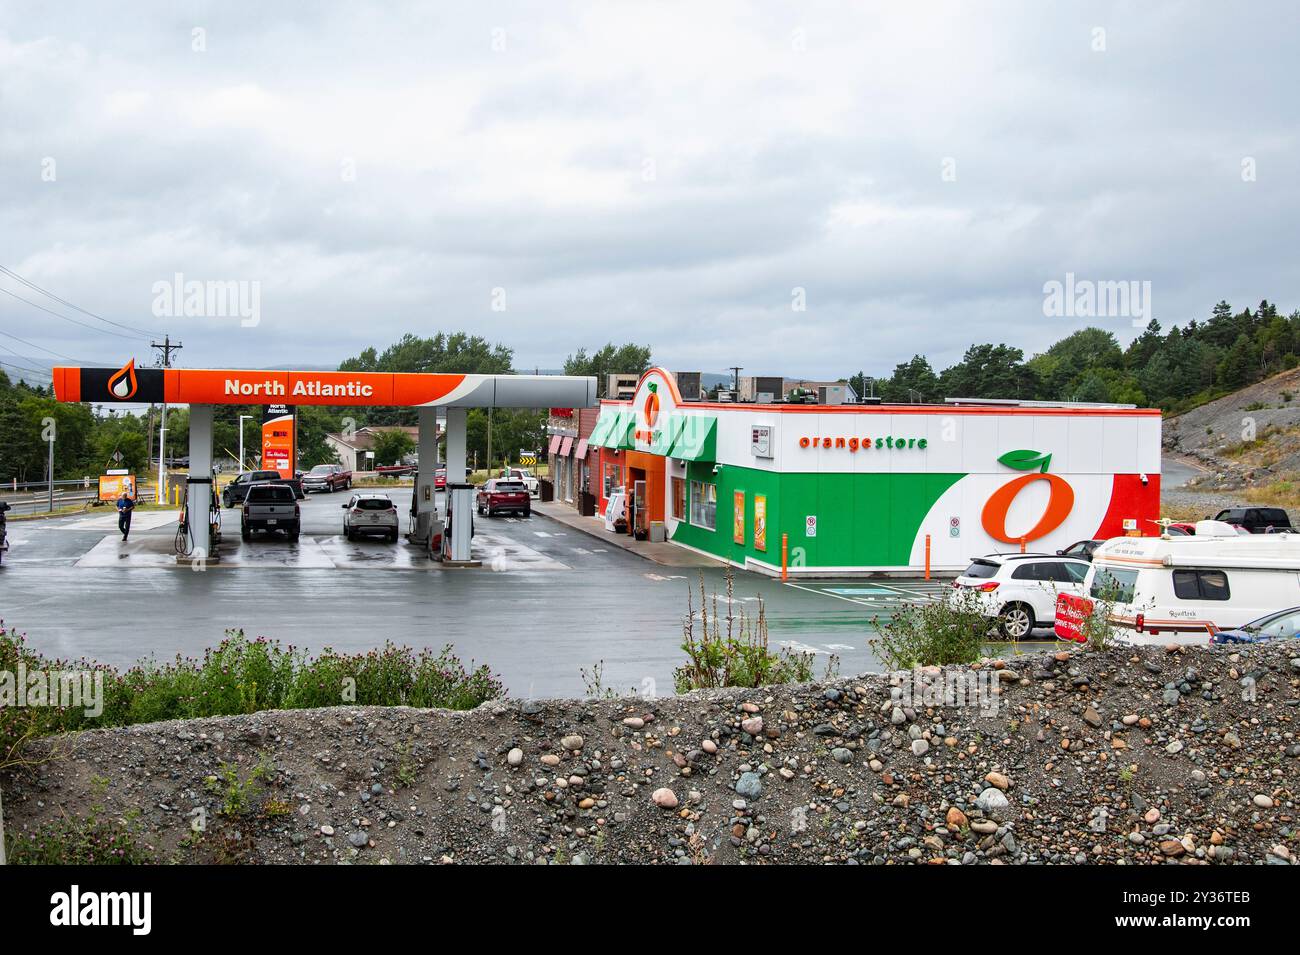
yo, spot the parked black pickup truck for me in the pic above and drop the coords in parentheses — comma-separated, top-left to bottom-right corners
(1212, 506, 1293, 534)
(222, 469, 304, 507)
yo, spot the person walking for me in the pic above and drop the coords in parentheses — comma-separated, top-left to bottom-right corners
(117, 488, 136, 541)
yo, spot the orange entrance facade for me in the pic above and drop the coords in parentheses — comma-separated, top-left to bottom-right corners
(622, 449, 665, 537)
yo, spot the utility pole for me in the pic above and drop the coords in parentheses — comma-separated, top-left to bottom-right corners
(728, 366, 743, 397)
(151, 336, 181, 504)
(486, 407, 493, 477)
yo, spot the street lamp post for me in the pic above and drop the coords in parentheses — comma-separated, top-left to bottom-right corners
(238, 415, 254, 472)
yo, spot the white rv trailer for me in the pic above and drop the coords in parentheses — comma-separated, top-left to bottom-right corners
(1082, 521, 1300, 645)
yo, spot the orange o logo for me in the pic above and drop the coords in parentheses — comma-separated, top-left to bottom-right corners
(981, 473, 1074, 544)
(644, 385, 660, 428)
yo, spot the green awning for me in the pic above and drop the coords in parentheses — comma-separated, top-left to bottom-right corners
(671, 415, 717, 461)
(649, 415, 686, 456)
(587, 408, 617, 447)
(609, 411, 636, 450)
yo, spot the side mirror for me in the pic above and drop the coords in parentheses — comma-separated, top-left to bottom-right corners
(340, 503, 348, 508)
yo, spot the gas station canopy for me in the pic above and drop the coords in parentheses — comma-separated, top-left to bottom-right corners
(52, 362, 597, 409)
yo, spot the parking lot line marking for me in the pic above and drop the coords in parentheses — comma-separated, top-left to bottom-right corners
(785, 581, 886, 608)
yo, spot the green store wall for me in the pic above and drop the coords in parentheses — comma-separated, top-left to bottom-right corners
(670, 461, 965, 569)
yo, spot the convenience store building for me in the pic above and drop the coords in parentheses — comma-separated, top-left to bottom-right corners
(585, 368, 1161, 576)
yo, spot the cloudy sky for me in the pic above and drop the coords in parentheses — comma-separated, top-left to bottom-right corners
(2, 1, 1297, 383)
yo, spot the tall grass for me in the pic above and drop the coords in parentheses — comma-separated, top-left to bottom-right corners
(0, 624, 503, 768)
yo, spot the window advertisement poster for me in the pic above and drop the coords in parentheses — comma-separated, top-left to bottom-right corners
(754, 494, 767, 552)
(733, 490, 745, 544)
(262, 404, 296, 479)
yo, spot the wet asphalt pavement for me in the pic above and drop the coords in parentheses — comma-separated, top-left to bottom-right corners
(0, 488, 959, 698)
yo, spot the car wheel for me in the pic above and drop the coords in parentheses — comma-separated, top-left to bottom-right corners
(998, 603, 1035, 640)
(389, 529, 398, 542)
(289, 523, 301, 542)
(522, 508, 530, 518)
(240, 524, 250, 541)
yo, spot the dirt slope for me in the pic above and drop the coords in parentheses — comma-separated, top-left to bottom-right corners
(1164, 367, 1300, 488)
(4, 643, 1298, 865)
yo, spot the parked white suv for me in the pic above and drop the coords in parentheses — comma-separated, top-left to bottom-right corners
(499, 467, 540, 497)
(342, 493, 400, 542)
(950, 553, 1091, 639)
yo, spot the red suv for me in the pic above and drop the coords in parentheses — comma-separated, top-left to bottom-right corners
(476, 479, 530, 518)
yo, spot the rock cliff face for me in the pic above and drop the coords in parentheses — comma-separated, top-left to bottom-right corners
(4, 643, 1298, 865)
(1164, 366, 1300, 489)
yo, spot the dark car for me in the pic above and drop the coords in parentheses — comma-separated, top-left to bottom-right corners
(222, 470, 305, 507)
(1056, 539, 1104, 561)
(1211, 507, 1292, 534)
(476, 479, 530, 517)
(240, 483, 301, 541)
(1212, 606, 1300, 644)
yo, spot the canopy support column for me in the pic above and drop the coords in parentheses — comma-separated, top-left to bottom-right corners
(184, 404, 215, 561)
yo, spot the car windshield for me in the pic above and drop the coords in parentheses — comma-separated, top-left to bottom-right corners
(963, 560, 1000, 578)
(354, 498, 392, 510)
(494, 481, 526, 492)
(308, 466, 334, 474)
(247, 485, 294, 503)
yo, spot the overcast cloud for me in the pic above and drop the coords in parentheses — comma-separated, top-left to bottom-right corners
(2, 1, 1297, 380)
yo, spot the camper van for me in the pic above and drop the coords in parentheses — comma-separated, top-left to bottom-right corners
(1076, 521, 1300, 645)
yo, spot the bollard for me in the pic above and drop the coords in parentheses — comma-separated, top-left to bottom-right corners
(781, 533, 789, 581)
(924, 533, 931, 581)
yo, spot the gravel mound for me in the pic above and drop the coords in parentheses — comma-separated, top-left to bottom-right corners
(4, 643, 1298, 865)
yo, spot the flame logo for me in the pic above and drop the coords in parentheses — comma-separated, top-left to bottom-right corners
(107, 359, 138, 400)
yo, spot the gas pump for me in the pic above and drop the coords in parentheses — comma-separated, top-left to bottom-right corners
(444, 483, 475, 563)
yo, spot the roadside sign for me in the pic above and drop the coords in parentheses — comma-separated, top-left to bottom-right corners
(111, 450, 124, 463)
(950, 515, 961, 538)
(519, 454, 537, 467)
(98, 473, 136, 501)
(805, 515, 817, 537)
(1054, 593, 1093, 643)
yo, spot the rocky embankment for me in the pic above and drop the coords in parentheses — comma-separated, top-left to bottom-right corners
(1164, 366, 1300, 490)
(4, 643, 1298, 864)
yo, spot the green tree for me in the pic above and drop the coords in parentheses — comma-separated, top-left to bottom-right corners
(369, 429, 416, 468)
(939, 344, 1040, 399)
(564, 343, 652, 397)
(878, 355, 939, 403)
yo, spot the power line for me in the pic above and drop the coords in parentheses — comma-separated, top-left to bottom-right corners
(0, 324, 91, 361)
(0, 285, 143, 342)
(0, 327, 89, 363)
(0, 265, 163, 337)
(0, 358, 53, 379)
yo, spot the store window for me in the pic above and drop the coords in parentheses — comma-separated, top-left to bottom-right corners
(603, 462, 621, 499)
(689, 480, 716, 530)
(671, 477, 686, 521)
